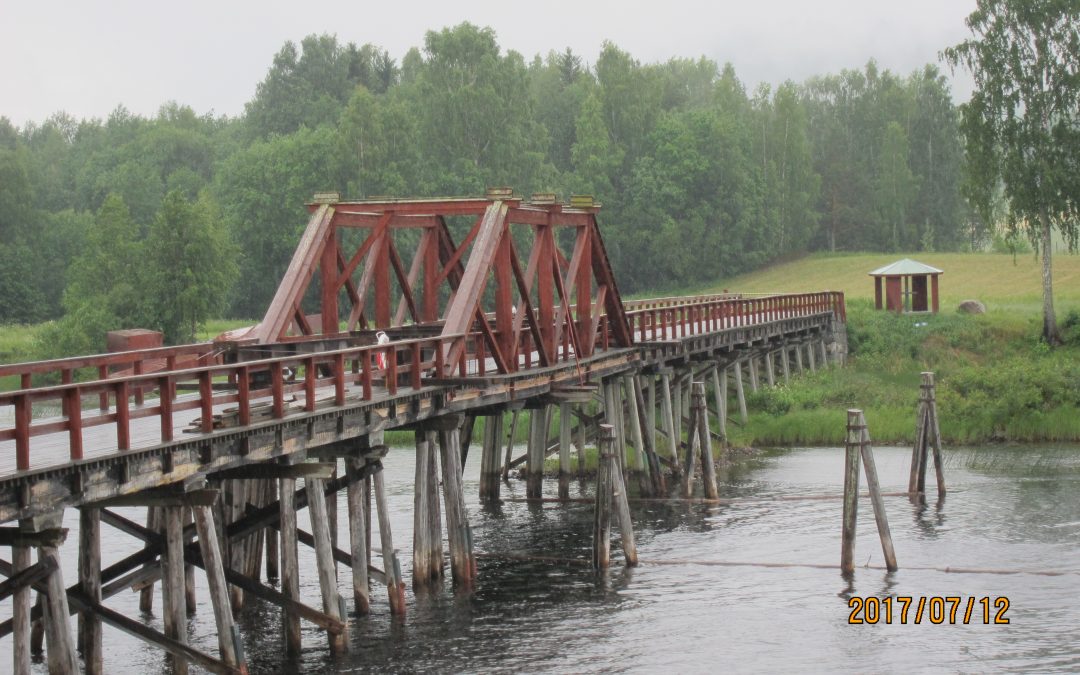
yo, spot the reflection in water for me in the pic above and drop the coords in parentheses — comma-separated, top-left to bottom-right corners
(2, 445, 1079, 673)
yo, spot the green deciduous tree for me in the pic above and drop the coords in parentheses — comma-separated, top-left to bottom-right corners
(142, 191, 237, 343)
(945, 0, 1080, 344)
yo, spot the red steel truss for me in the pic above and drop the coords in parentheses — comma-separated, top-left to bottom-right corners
(250, 195, 632, 375)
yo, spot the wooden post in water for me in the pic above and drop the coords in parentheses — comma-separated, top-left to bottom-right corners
(624, 375, 650, 495)
(909, 372, 946, 499)
(346, 455, 371, 614)
(733, 363, 748, 424)
(40, 539, 79, 675)
(372, 461, 407, 616)
(278, 476, 302, 655)
(264, 481, 279, 584)
(480, 413, 503, 502)
(558, 403, 572, 499)
(308, 475, 348, 653)
(526, 407, 548, 499)
(609, 446, 639, 567)
(659, 370, 680, 480)
(841, 410, 862, 575)
(79, 507, 103, 675)
(503, 409, 519, 482)
(413, 431, 444, 586)
(439, 426, 476, 587)
(693, 382, 719, 500)
(162, 505, 188, 675)
(671, 374, 683, 458)
(192, 503, 243, 670)
(140, 507, 161, 612)
(576, 406, 588, 477)
(842, 410, 899, 574)
(711, 365, 727, 443)
(857, 412, 898, 572)
(592, 425, 614, 570)
(633, 375, 665, 495)
(13, 541, 31, 675)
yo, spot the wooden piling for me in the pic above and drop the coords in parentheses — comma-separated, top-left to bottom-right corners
(264, 482, 279, 583)
(609, 449, 638, 567)
(857, 413, 898, 572)
(748, 357, 760, 393)
(592, 425, 614, 570)
(372, 463, 406, 616)
(162, 505, 188, 675)
(40, 542, 79, 675)
(633, 375, 665, 494)
(526, 408, 548, 499)
(710, 365, 727, 443)
(278, 477, 302, 656)
(576, 407, 588, 477)
(183, 507, 197, 615)
(413, 432, 443, 586)
(925, 373, 946, 499)
(841, 410, 861, 575)
(780, 343, 791, 383)
(13, 542, 31, 675)
(79, 507, 103, 675)
(346, 457, 371, 614)
(140, 507, 161, 612)
(480, 413, 502, 502)
(765, 351, 776, 387)
(794, 342, 804, 373)
(558, 404, 572, 499)
(502, 409, 519, 482)
(807, 340, 816, 373)
(733, 363, 748, 424)
(191, 504, 242, 670)
(693, 382, 719, 500)
(659, 371, 680, 480)
(308, 476, 348, 653)
(439, 427, 476, 587)
(624, 376, 650, 495)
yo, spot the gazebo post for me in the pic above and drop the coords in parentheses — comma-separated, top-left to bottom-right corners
(874, 277, 883, 310)
(931, 274, 939, 313)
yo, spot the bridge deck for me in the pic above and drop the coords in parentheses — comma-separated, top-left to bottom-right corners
(0, 294, 844, 523)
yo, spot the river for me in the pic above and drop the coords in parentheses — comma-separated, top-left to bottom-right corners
(3, 444, 1079, 673)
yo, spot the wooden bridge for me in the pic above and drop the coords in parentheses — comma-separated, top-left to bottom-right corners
(0, 194, 846, 674)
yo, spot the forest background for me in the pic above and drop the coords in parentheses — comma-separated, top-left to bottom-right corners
(0, 24, 1012, 353)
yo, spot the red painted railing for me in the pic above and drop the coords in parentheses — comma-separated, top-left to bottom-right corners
(0, 292, 845, 474)
(0, 334, 467, 472)
(622, 291, 845, 342)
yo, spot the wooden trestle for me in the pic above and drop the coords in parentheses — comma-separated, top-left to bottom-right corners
(0, 194, 847, 673)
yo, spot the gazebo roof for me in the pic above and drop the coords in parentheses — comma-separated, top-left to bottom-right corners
(868, 258, 943, 277)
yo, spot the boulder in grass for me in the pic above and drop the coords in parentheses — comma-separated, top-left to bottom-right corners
(958, 299, 986, 314)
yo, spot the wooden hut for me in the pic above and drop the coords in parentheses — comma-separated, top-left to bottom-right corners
(869, 259, 942, 313)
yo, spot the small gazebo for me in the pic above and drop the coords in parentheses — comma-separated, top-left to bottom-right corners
(869, 258, 942, 314)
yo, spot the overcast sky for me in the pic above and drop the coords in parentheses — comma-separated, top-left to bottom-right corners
(1, 0, 979, 127)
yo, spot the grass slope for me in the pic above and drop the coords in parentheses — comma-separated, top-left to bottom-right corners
(705, 252, 1080, 446)
(706, 252, 1080, 315)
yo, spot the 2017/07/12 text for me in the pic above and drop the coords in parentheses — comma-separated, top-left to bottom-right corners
(847, 597, 1010, 625)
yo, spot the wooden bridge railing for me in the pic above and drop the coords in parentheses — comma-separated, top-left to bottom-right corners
(622, 291, 846, 342)
(0, 334, 469, 472)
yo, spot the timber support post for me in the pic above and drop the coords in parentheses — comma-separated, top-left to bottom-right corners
(413, 431, 443, 588)
(439, 425, 476, 587)
(842, 410, 898, 575)
(526, 407, 549, 499)
(909, 372, 946, 500)
(480, 413, 503, 502)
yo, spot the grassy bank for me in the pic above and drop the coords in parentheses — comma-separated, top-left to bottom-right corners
(710, 251, 1080, 446)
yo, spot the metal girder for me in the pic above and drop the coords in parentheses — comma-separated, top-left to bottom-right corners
(251, 194, 634, 376)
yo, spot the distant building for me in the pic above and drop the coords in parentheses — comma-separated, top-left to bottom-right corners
(869, 259, 942, 313)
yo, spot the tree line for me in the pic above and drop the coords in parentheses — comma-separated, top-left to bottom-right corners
(0, 24, 974, 350)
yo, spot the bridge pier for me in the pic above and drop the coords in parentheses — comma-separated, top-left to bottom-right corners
(479, 413, 503, 503)
(413, 431, 443, 588)
(781, 342, 792, 383)
(526, 407, 550, 499)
